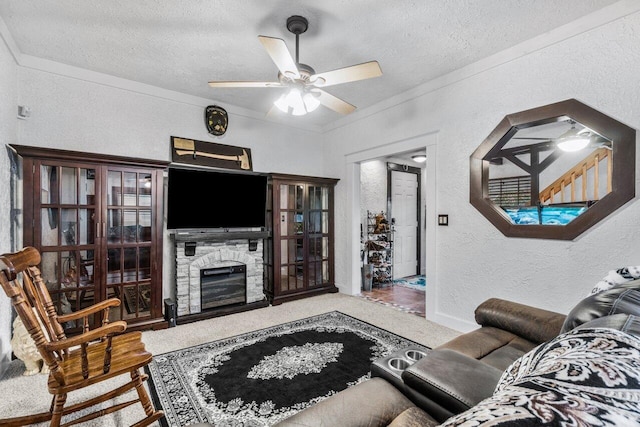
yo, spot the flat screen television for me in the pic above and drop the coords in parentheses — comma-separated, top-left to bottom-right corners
(167, 167, 267, 230)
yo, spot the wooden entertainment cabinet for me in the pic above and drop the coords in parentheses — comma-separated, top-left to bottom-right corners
(264, 173, 339, 305)
(11, 145, 168, 332)
(13, 146, 340, 328)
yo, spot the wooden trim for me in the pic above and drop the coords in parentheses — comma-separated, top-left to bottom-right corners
(151, 168, 164, 322)
(269, 285, 338, 306)
(171, 231, 269, 242)
(470, 98, 636, 240)
(268, 172, 339, 186)
(176, 300, 269, 324)
(9, 144, 170, 169)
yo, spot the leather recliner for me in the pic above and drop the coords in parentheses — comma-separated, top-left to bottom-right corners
(275, 280, 640, 426)
(275, 297, 567, 426)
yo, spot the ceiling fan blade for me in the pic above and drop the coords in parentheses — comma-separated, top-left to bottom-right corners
(310, 61, 382, 87)
(316, 89, 356, 115)
(512, 137, 554, 140)
(266, 104, 281, 118)
(208, 81, 283, 88)
(258, 36, 300, 79)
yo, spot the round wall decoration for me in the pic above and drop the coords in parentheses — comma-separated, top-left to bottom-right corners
(205, 105, 228, 136)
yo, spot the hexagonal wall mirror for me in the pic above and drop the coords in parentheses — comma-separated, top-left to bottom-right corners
(470, 99, 635, 240)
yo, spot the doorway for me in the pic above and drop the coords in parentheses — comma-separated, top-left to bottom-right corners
(344, 132, 438, 321)
(359, 154, 426, 316)
(389, 164, 421, 279)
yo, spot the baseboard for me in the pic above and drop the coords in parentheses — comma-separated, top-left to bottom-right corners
(428, 310, 477, 333)
(176, 300, 270, 325)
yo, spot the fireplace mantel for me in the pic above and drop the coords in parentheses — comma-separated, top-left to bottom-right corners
(171, 230, 269, 242)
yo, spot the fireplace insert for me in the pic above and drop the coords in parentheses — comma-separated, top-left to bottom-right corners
(200, 264, 247, 310)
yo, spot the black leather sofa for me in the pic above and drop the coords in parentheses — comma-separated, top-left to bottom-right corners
(275, 280, 640, 426)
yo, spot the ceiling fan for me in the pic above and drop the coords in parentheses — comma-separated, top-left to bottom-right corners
(208, 15, 382, 116)
(511, 121, 610, 152)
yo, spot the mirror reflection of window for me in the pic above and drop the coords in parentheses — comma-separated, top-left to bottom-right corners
(487, 119, 612, 226)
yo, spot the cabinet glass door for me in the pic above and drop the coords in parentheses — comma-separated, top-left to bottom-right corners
(38, 163, 98, 331)
(105, 168, 153, 321)
(307, 185, 330, 287)
(278, 183, 305, 293)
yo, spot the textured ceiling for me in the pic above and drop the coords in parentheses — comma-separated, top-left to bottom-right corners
(0, 0, 620, 129)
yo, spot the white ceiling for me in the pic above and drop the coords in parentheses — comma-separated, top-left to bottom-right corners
(0, 0, 621, 129)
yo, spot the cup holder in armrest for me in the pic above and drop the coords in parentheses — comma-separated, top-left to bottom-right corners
(371, 345, 430, 385)
(388, 357, 411, 371)
(405, 350, 426, 361)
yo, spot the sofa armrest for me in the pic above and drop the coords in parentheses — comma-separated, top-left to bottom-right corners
(475, 298, 566, 344)
(401, 349, 503, 416)
(273, 377, 434, 427)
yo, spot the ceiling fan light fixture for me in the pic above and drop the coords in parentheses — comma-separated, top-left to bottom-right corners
(411, 154, 427, 163)
(303, 91, 320, 112)
(557, 136, 590, 152)
(283, 88, 306, 116)
(291, 105, 306, 116)
(557, 123, 591, 152)
(274, 88, 305, 115)
(274, 93, 290, 113)
(275, 88, 320, 116)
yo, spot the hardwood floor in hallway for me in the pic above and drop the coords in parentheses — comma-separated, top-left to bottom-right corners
(360, 285, 425, 317)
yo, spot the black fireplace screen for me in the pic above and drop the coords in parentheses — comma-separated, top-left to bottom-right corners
(200, 264, 247, 310)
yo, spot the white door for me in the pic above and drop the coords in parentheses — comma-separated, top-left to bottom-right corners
(391, 170, 418, 279)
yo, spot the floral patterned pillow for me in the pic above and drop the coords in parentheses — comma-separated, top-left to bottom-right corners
(441, 327, 640, 426)
(589, 266, 640, 296)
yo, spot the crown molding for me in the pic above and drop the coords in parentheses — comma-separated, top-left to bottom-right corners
(3, 2, 638, 136)
(0, 15, 322, 134)
(0, 15, 20, 64)
(17, 54, 323, 134)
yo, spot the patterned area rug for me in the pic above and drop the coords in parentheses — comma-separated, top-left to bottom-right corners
(394, 275, 426, 291)
(146, 311, 427, 427)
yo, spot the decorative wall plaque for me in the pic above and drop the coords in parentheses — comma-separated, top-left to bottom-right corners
(171, 136, 252, 171)
(205, 105, 228, 136)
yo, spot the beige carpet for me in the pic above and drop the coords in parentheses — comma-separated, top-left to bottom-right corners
(0, 293, 461, 426)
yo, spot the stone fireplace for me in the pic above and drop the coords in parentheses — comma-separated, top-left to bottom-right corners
(173, 231, 268, 318)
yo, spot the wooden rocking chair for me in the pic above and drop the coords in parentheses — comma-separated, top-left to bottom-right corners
(0, 247, 163, 427)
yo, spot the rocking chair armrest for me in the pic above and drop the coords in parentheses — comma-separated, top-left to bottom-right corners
(56, 298, 121, 323)
(44, 321, 127, 352)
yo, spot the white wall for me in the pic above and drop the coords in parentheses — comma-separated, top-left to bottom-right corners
(1, 62, 324, 337)
(17, 68, 324, 175)
(325, 10, 640, 331)
(0, 24, 18, 377)
(360, 159, 387, 228)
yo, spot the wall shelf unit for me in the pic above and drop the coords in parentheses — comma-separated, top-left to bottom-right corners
(365, 210, 394, 287)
